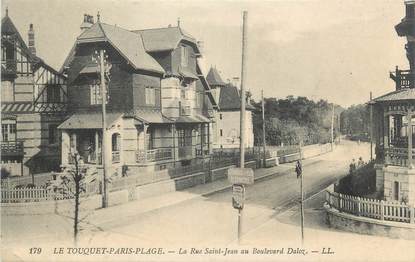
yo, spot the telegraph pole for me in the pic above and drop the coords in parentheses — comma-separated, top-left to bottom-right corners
(331, 103, 335, 150)
(262, 89, 266, 167)
(299, 140, 304, 245)
(238, 10, 248, 244)
(99, 49, 108, 208)
(370, 92, 373, 161)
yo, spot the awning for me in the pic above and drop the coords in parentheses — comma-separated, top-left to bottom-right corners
(79, 64, 99, 75)
(58, 112, 123, 129)
(175, 114, 211, 123)
(126, 109, 173, 124)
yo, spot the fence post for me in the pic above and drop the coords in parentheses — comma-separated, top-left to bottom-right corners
(338, 193, 342, 212)
(357, 197, 361, 216)
(410, 204, 415, 224)
(380, 200, 384, 220)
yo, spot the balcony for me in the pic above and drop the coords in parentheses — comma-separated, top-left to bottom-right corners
(1, 140, 24, 157)
(136, 148, 173, 163)
(390, 69, 415, 90)
(385, 148, 415, 167)
(68, 153, 102, 165)
(1, 59, 17, 76)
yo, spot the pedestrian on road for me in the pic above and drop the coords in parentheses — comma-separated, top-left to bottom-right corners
(295, 160, 302, 179)
(349, 159, 356, 175)
(358, 157, 364, 167)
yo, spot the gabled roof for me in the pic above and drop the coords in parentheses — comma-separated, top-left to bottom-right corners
(219, 84, 255, 111)
(63, 22, 165, 74)
(132, 26, 200, 55)
(1, 14, 64, 77)
(2, 15, 36, 62)
(371, 88, 415, 104)
(206, 67, 226, 87)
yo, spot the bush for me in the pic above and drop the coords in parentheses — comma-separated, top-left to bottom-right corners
(335, 161, 376, 197)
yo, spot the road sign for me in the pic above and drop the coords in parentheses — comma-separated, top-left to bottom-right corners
(232, 184, 245, 209)
(228, 168, 254, 185)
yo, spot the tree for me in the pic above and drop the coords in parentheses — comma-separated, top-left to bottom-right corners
(251, 96, 343, 146)
(51, 153, 98, 244)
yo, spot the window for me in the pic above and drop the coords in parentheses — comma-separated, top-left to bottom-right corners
(47, 85, 60, 103)
(2, 122, 16, 142)
(219, 114, 222, 120)
(4, 42, 15, 60)
(146, 129, 154, 150)
(48, 124, 59, 144)
(145, 87, 156, 106)
(90, 82, 102, 105)
(196, 92, 203, 108)
(203, 124, 209, 144)
(394, 181, 399, 201)
(112, 133, 121, 152)
(177, 129, 185, 147)
(220, 129, 223, 137)
(181, 45, 188, 67)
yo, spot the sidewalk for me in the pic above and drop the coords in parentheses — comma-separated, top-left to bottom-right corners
(83, 162, 296, 230)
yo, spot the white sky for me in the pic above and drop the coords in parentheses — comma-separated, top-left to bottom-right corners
(2, 0, 409, 107)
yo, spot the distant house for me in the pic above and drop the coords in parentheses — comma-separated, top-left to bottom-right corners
(58, 15, 218, 176)
(1, 10, 67, 177)
(206, 67, 254, 149)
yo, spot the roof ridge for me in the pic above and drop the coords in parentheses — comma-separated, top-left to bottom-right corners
(132, 26, 180, 32)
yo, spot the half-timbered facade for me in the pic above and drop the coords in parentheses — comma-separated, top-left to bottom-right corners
(1, 11, 67, 176)
(58, 15, 217, 177)
(371, 0, 415, 204)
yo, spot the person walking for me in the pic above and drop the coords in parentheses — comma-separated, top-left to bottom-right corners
(295, 160, 302, 179)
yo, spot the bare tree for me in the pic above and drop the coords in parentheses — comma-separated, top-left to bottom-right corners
(52, 153, 97, 244)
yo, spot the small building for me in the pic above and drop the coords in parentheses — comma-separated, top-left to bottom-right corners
(1, 10, 67, 177)
(371, 0, 415, 204)
(58, 15, 218, 176)
(206, 67, 255, 149)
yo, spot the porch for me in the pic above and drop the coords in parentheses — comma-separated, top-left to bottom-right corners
(382, 108, 415, 168)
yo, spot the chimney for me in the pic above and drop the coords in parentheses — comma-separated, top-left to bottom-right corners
(80, 14, 94, 31)
(28, 24, 36, 56)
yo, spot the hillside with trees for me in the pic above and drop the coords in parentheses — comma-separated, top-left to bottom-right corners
(251, 96, 343, 146)
(339, 104, 370, 141)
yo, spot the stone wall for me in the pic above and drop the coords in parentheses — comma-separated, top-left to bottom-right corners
(325, 205, 415, 240)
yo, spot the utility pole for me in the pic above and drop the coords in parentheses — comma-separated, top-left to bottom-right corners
(99, 49, 108, 208)
(331, 103, 335, 150)
(262, 89, 266, 168)
(299, 140, 304, 246)
(238, 10, 248, 244)
(370, 92, 373, 161)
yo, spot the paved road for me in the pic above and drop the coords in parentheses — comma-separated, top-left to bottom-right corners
(2, 141, 369, 248)
(78, 140, 370, 246)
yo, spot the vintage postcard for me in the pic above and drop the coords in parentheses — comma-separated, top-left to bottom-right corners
(1, 0, 414, 261)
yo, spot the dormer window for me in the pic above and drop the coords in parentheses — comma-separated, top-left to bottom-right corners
(90, 81, 106, 105)
(181, 45, 188, 67)
(145, 86, 156, 106)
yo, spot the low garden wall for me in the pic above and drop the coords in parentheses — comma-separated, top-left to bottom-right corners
(278, 143, 332, 164)
(1, 143, 328, 216)
(325, 190, 415, 240)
